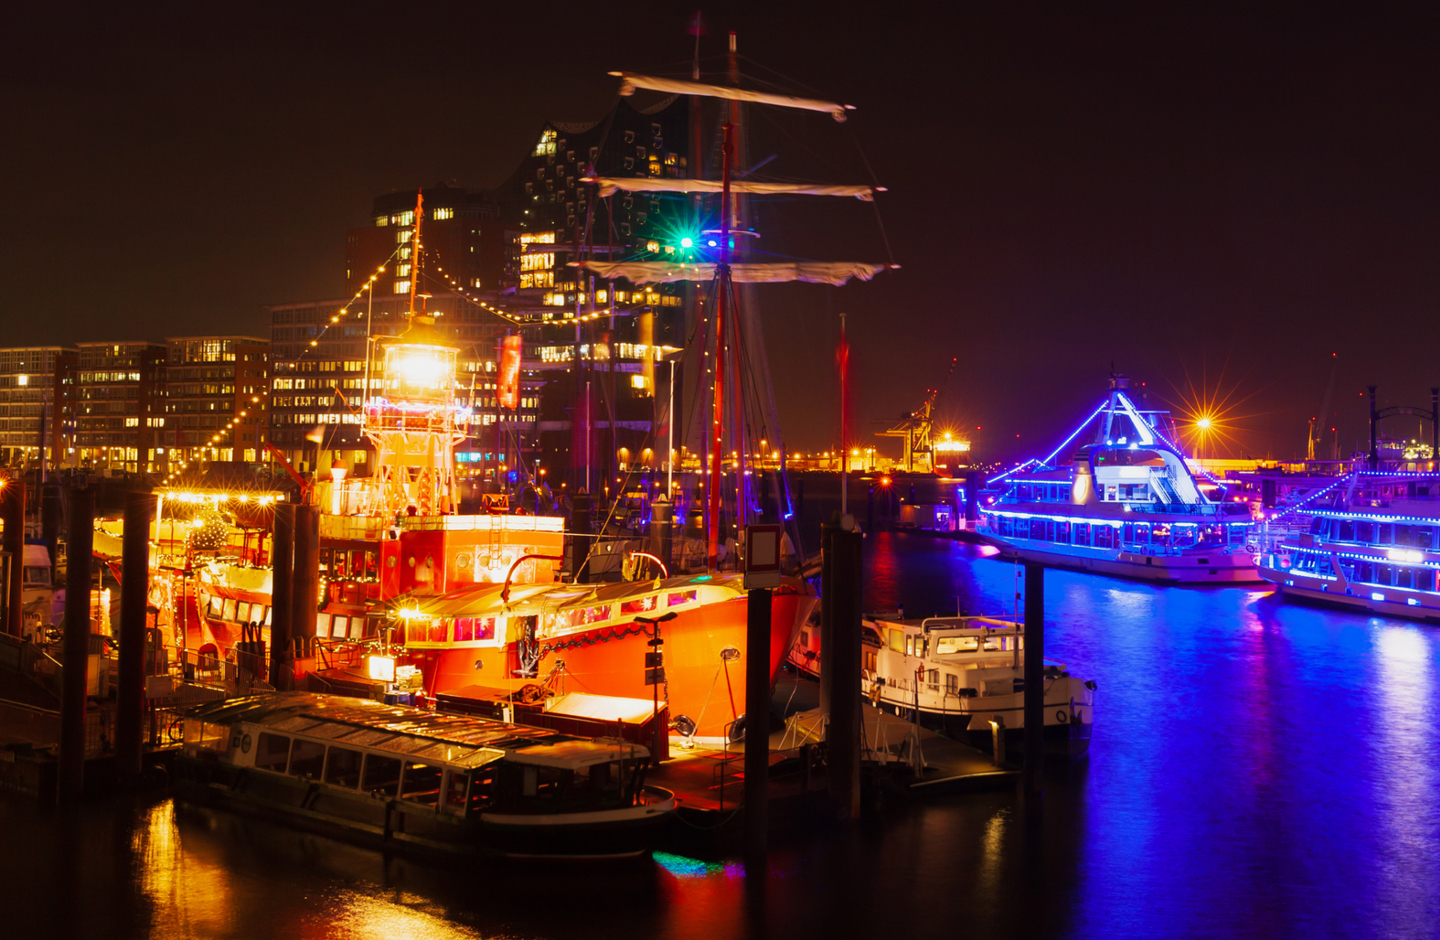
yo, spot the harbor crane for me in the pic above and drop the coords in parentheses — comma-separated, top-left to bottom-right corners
(878, 356, 961, 473)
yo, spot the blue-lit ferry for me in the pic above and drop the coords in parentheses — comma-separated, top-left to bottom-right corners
(1257, 472, 1440, 620)
(978, 376, 1260, 584)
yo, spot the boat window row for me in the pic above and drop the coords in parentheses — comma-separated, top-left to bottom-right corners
(1310, 517, 1440, 550)
(1011, 483, 1070, 503)
(395, 589, 701, 647)
(319, 547, 380, 583)
(1290, 554, 1439, 592)
(888, 630, 1019, 656)
(394, 616, 497, 645)
(989, 513, 1247, 550)
(206, 596, 272, 626)
(318, 613, 371, 641)
(251, 730, 492, 814)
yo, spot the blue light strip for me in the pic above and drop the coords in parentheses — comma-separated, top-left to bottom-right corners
(988, 402, 1107, 485)
(1266, 474, 1353, 521)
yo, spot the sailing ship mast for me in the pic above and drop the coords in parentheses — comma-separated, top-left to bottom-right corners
(581, 56, 896, 570)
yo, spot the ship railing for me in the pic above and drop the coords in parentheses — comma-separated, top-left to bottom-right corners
(171, 648, 271, 698)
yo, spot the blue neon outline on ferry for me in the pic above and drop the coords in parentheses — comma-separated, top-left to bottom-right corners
(1256, 471, 1440, 620)
(977, 374, 1261, 584)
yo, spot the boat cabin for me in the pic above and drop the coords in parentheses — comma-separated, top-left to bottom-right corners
(180, 693, 652, 819)
(864, 615, 1066, 710)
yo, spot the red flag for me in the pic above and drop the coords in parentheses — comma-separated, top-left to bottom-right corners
(498, 334, 522, 410)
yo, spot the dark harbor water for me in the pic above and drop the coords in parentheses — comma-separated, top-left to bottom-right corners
(5, 531, 1439, 939)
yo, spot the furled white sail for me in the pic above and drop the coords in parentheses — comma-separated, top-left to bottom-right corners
(582, 177, 880, 201)
(609, 72, 853, 122)
(569, 261, 895, 286)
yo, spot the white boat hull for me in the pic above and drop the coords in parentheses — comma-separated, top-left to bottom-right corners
(988, 539, 1260, 584)
(1257, 561, 1440, 622)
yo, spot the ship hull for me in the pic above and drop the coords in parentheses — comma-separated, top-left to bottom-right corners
(1257, 561, 1440, 622)
(986, 539, 1260, 584)
(415, 590, 816, 739)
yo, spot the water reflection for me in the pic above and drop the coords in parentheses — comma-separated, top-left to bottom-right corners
(5, 531, 1439, 939)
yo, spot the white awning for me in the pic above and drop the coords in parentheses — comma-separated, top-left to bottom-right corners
(582, 177, 880, 201)
(570, 261, 897, 286)
(609, 71, 853, 122)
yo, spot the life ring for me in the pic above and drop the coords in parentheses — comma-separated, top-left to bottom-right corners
(1055, 709, 1068, 723)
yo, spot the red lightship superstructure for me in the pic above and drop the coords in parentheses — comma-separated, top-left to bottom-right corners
(312, 194, 810, 737)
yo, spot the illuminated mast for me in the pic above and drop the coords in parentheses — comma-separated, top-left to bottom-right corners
(361, 191, 466, 517)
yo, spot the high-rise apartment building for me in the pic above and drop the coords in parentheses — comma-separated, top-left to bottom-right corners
(73, 341, 168, 473)
(0, 346, 75, 468)
(344, 185, 506, 300)
(163, 336, 270, 466)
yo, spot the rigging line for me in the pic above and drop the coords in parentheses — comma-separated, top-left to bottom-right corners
(733, 54, 829, 98)
(844, 124, 896, 266)
(750, 106, 850, 174)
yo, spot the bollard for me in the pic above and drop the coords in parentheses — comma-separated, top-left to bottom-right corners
(1023, 563, 1045, 795)
(58, 481, 95, 804)
(291, 504, 321, 681)
(744, 586, 771, 862)
(827, 519, 863, 821)
(1, 471, 23, 638)
(269, 503, 295, 691)
(115, 490, 155, 787)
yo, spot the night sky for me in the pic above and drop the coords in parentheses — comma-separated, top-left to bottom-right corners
(7, 4, 1440, 464)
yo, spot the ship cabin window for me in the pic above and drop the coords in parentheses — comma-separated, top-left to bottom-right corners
(905, 635, 914, 656)
(324, 747, 363, 788)
(864, 651, 878, 672)
(1074, 523, 1090, 546)
(1418, 569, 1437, 592)
(400, 762, 444, 807)
(1357, 521, 1374, 543)
(927, 669, 940, 690)
(288, 740, 325, 780)
(520, 764, 566, 799)
(1054, 521, 1070, 543)
(999, 516, 1014, 537)
(1016, 484, 1031, 501)
(1337, 520, 1355, 541)
(1395, 525, 1416, 547)
(453, 617, 495, 642)
(1372, 523, 1392, 545)
(1356, 561, 1374, 583)
(1310, 517, 1324, 535)
(1228, 525, 1247, 546)
(443, 770, 471, 815)
(255, 733, 291, 772)
(889, 629, 904, 652)
(1395, 567, 1414, 589)
(621, 595, 658, 614)
(935, 635, 980, 655)
(799, 629, 809, 648)
(667, 590, 697, 607)
(362, 755, 402, 798)
(945, 673, 959, 694)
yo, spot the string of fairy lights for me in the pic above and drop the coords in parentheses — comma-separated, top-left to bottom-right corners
(163, 249, 408, 486)
(168, 209, 533, 486)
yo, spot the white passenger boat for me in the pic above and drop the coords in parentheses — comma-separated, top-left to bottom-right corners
(1257, 471, 1440, 621)
(174, 692, 675, 860)
(978, 375, 1260, 583)
(862, 614, 1095, 758)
